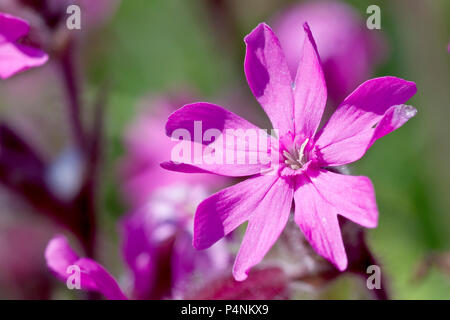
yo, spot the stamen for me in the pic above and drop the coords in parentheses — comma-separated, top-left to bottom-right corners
(284, 159, 298, 166)
(283, 150, 297, 163)
(298, 138, 309, 163)
(282, 138, 310, 170)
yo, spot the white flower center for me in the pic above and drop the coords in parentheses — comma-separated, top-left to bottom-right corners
(283, 138, 309, 170)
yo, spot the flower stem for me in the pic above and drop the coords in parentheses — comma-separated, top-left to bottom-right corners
(58, 37, 99, 259)
(59, 39, 86, 152)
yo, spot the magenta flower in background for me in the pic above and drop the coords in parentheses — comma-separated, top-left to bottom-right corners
(45, 235, 128, 300)
(0, 12, 48, 79)
(121, 183, 230, 299)
(162, 23, 417, 281)
(272, 0, 386, 104)
(120, 95, 231, 299)
(77, 0, 120, 27)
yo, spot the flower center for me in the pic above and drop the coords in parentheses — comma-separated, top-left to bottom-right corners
(282, 138, 309, 170)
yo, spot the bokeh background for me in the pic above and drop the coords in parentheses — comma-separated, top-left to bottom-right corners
(0, 0, 449, 299)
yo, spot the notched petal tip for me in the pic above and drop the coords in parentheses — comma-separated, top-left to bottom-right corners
(387, 104, 418, 127)
(399, 104, 418, 119)
(244, 22, 271, 44)
(302, 21, 311, 33)
(243, 22, 295, 135)
(301, 21, 320, 57)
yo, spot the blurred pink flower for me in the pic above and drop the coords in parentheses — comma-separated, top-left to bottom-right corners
(272, 0, 386, 103)
(162, 23, 417, 281)
(0, 12, 48, 79)
(76, 0, 120, 28)
(119, 94, 231, 299)
(120, 183, 230, 299)
(45, 235, 128, 300)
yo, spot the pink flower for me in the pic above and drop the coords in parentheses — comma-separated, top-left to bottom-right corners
(0, 12, 48, 79)
(162, 23, 417, 281)
(271, 1, 386, 103)
(45, 235, 128, 300)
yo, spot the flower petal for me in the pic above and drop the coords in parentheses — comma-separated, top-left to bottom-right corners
(370, 104, 417, 146)
(45, 235, 128, 300)
(161, 156, 269, 177)
(232, 177, 293, 281)
(294, 176, 346, 270)
(293, 23, 327, 138)
(314, 77, 417, 166)
(119, 209, 155, 299)
(244, 23, 294, 136)
(294, 169, 379, 270)
(193, 174, 279, 250)
(166, 102, 261, 139)
(0, 43, 48, 79)
(0, 13, 29, 43)
(164, 102, 273, 177)
(44, 235, 78, 275)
